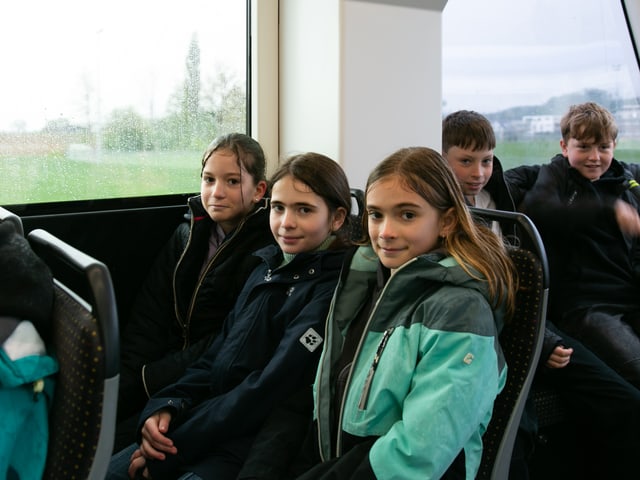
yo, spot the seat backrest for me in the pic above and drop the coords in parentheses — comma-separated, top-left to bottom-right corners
(28, 228, 120, 480)
(469, 207, 549, 480)
(0, 206, 23, 236)
(348, 188, 366, 241)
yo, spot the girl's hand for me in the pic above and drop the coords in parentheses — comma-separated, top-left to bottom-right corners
(139, 410, 178, 461)
(128, 448, 151, 479)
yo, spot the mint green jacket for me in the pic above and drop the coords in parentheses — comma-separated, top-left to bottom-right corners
(314, 246, 507, 479)
(0, 347, 58, 479)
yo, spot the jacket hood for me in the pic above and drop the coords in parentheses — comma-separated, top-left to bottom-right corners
(551, 153, 628, 183)
(343, 246, 505, 331)
(551, 154, 634, 201)
(399, 250, 494, 302)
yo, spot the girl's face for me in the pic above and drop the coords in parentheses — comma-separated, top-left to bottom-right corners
(366, 175, 453, 271)
(200, 150, 267, 234)
(269, 174, 346, 255)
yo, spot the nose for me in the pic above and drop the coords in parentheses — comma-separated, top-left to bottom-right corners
(588, 146, 601, 160)
(378, 218, 396, 239)
(281, 209, 296, 229)
(211, 181, 226, 198)
(470, 163, 484, 179)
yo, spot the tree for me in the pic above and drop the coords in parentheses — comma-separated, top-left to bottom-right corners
(182, 33, 201, 145)
(201, 71, 246, 135)
(102, 108, 149, 151)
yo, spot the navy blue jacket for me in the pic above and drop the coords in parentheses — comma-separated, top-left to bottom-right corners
(140, 244, 347, 480)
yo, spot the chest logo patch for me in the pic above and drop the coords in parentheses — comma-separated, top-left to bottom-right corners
(300, 327, 323, 352)
(463, 352, 474, 365)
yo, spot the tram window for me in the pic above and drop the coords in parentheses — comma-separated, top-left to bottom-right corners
(0, 0, 247, 205)
(443, 0, 640, 169)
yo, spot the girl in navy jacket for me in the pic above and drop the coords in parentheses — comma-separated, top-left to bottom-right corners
(108, 152, 352, 480)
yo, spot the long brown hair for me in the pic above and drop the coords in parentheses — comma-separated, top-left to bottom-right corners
(364, 146, 517, 319)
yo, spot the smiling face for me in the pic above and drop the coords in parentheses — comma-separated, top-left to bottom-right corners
(444, 145, 494, 203)
(269, 174, 346, 255)
(200, 149, 267, 234)
(366, 175, 454, 271)
(561, 137, 616, 181)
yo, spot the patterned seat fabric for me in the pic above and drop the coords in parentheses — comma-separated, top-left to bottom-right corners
(28, 228, 119, 480)
(43, 285, 106, 480)
(476, 247, 546, 479)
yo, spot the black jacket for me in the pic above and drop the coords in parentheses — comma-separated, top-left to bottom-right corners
(481, 159, 569, 364)
(522, 154, 640, 320)
(482, 156, 539, 238)
(117, 196, 276, 422)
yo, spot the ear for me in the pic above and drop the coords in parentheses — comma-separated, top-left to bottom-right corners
(253, 180, 268, 201)
(560, 139, 569, 157)
(439, 207, 457, 238)
(331, 207, 348, 232)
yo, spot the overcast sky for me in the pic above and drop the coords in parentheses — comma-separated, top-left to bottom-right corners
(0, 0, 245, 131)
(442, 0, 640, 113)
(1, 0, 638, 131)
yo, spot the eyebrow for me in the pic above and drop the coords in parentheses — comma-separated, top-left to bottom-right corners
(367, 202, 421, 210)
(270, 200, 317, 208)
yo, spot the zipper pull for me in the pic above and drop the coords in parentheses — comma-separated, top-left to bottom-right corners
(33, 378, 44, 401)
(358, 327, 394, 410)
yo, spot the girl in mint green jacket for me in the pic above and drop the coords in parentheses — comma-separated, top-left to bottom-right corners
(300, 147, 517, 480)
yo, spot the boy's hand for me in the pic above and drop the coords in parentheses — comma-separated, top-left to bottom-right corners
(545, 345, 573, 369)
(614, 200, 640, 236)
(139, 409, 178, 461)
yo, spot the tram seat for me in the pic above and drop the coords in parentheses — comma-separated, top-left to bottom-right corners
(469, 208, 549, 480)
(0, 206, 23, 236)
(349, 188, 365, 241)
(28, 228, 120, 480)
(529, 381, 567, 430)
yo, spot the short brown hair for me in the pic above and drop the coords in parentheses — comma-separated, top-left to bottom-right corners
(560, 102, 618, 144)
(442, 110, 496, 152)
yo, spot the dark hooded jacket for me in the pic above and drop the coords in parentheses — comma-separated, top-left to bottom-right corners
(478, 159, 569, 365)
(480, 156, 539, 238)
(521, 154, 640, 321)
(140, 244, 347, 480)
(118, 196, 276, 422)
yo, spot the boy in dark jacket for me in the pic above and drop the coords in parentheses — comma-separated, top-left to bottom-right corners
(522, 102, 640, 389)
(444, 109, 640, 479)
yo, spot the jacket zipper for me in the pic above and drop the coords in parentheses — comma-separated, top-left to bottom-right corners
(174, 203, 258, 350)
(332, 258, 416, 457)
(173, 208, 196, 349)
(357, 326, 394, 410)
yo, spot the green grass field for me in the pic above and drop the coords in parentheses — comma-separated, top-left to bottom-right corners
(496, 139, 640, 169)
(2, 140, 640, 205)
(1, 150, 202, 205)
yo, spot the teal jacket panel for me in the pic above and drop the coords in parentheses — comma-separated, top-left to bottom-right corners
(314, 246, 507, 480)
